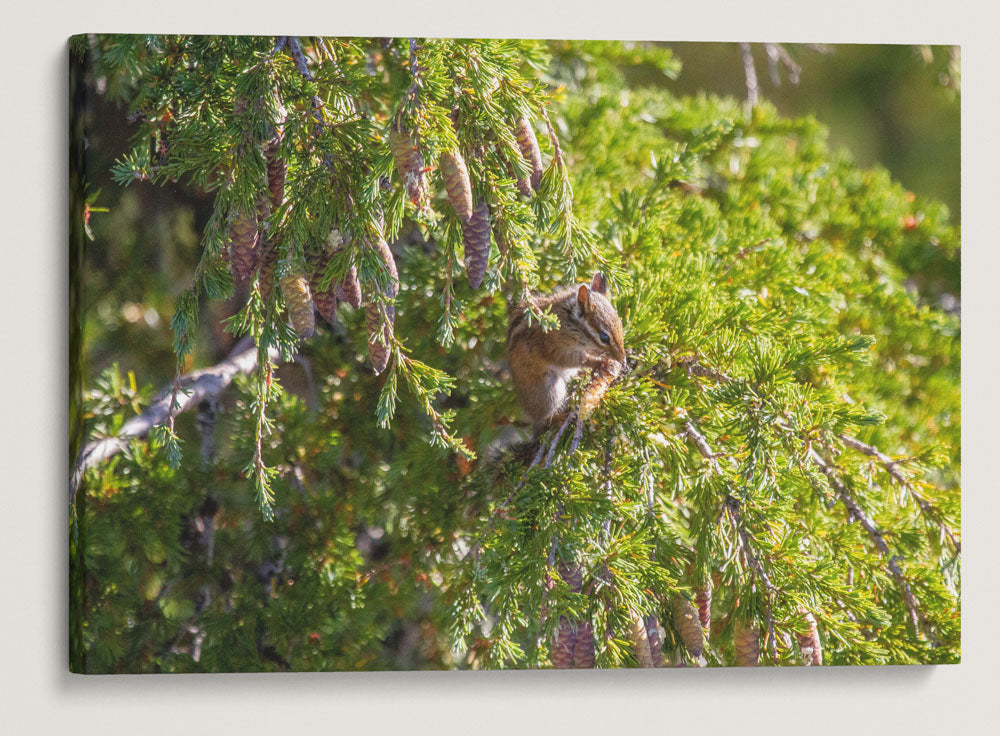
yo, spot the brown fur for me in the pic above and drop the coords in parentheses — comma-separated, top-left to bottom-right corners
(506, 273, 625, 432)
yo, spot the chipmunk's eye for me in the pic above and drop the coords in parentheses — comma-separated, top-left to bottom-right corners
(599, 331, 611, 345)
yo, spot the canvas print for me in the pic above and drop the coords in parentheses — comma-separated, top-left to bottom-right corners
(69, 36, 960, 672)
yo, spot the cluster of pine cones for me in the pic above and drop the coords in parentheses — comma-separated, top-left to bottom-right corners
(387, 114, 543, 290)
(227, 112, 545, 375)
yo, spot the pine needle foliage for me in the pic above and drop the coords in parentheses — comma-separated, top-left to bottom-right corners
(71, 36, 959, 672)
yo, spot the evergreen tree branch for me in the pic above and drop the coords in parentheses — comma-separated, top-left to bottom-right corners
(70, 340, 281, 503)
(839, 433, 960, 553)
(725, 499, 779, 661)
(685, 418, 779, 661)
(809, 448, 939, 644)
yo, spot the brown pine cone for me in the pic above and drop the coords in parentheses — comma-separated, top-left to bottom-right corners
(389, 122, 427, 206)
(695, 584, 712, 633)
(628, 611, 655, 668)
(280, 270, 315, 339)
(505, 159, 532, 198)
(439, 149, 473, 224)
(573, 620, 595, 669)
(462, 201, 490, 290)
(308, 250, 338, 325)
(645, 614, 663, 667)
(733, 619, 761, 667)
(263, 138, 286, 215)
(255, 196, 278, 303)
(514, 116, 543, 191)
(673, 597, 703, 659)
(365, 237, 399, 375)
(557, 562, 583, 593)
(795, 611, 823, 666)
(335, 263, 363, 309)
(365, 301, 391, 375)
(228, 210, 259, 288)
(551, 616, 577, 670)
(324, 229, 362, 308)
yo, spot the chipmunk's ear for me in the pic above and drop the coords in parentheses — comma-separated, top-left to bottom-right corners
(577, 283, 592, 312)
(591, 272, 608, 295)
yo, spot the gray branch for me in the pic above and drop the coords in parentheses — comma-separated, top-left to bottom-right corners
(809, 449, 937, 643)
(740, 43, 759, 109)
(70, 342, 280, 503)
(839, 434, 960, 553)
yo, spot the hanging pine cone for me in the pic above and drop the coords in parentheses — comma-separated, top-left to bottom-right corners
(336, 262, 363, 309)
(308, 251, 338, 326)
(628, 611, 655, 668)
(557, 562, 583, 593)
(695, 584, 712, 633)
(462, 201, 490, 290)
(645, 614, 663, 667)
(254, 195, 278, 303)
(365, 237, 399, 375)
(372, 236, 399, 301)
(280, 270, 315, 339)
(514, 115, 543, 191)
(228, 210, 259, 289)
(439, 149, 473, 224)
(324, 229, 362, 309)
(673, 597, 703, 659)
(733, 619, 761, 666)
(573, 620, 596, 669)
(551, 616, 577, 670)
(511, 163, 532, 197)
(258, 240, 278, 303)
(263, 138, 286, 215)
(389, 122, 427, 206)
(796, 611, 823, 666)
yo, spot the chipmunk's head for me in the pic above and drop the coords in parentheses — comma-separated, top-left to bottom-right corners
(575, 272, 625, 363)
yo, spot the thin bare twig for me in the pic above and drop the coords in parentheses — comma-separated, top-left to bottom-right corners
(739, 43, 759, 110)
(678, 356, 735, 385)
(763, 43, 801, 86)
(544, 411, 576, 468)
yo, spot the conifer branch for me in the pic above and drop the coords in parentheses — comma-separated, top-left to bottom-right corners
(685, 418, 779, 660)
(839, 434, 960, 553)
(269, 36, 288, 56)
(287, 37, 314, 81)
(286, 37, 327, 134)
(726, 499, 779, 660)
(677, 355, 735, 384)
(70, 341, 281, 503)
(809, 449, 938, 643)
(539, 107, 565, 169)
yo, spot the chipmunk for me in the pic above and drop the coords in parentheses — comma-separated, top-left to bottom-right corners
(506, 272, 625, 434)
